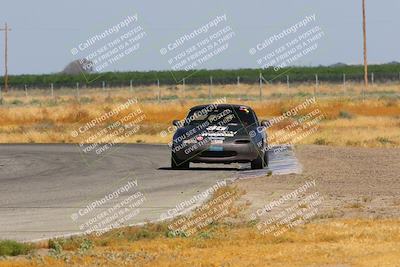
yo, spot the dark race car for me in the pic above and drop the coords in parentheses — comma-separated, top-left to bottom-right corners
(170, 104, 269, 170)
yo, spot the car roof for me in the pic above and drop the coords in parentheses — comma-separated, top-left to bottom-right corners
(190, 104, 253, 111)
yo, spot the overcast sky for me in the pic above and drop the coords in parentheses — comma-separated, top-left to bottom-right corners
(1, 0, 399, 75)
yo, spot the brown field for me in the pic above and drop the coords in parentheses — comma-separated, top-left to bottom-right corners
(0, 83, 399, 147)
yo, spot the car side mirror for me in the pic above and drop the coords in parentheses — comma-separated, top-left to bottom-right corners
(172, 120, 180, 126)
(261, 120, 270, 128)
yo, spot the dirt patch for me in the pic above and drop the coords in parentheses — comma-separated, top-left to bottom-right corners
(237, 145, 400, 220)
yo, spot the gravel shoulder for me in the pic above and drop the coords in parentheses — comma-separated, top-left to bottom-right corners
(237, 145, 400, 220)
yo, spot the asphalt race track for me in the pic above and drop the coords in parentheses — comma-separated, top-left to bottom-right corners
(0, 144, 301, 241)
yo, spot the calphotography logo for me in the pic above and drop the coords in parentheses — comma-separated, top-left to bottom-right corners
(250, 180, 324, 237)
(69, 97, 146, 164)
(1, 0, 399, 266)
(70, 13, 147, 82)
(260, 96, 326, 155)
(160, 14, 236, 81)
(250, 13, 325, 71)
(70, 178, 146, 236)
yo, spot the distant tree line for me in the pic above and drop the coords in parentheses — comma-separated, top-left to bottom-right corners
(2, 63, 400, 89)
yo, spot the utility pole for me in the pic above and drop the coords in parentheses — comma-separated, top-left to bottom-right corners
(0, 23, 11, 93)
(259, 72, 262, 101)
(362, 0, 368, 98)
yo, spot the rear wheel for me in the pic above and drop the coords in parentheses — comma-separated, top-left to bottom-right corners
(171, 153, 189, 169)
(251, 152, 265, 169)
(263, 149, 269, 167)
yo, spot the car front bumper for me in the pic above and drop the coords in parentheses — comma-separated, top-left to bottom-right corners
(173, 141, 260, 164)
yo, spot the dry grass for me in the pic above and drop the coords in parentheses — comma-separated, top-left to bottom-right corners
(0, 84, 399, 147)
(0, 220, 399, 266)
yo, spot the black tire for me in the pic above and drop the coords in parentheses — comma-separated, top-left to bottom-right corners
(171, 153, 189, 169)
(251, 152, 264, 169)
(263, 149, 269, 167)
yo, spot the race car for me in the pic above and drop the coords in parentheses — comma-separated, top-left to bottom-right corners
(170, 104, 269, 170)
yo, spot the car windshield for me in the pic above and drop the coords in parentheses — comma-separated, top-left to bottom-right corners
(185, 106, 256, 126)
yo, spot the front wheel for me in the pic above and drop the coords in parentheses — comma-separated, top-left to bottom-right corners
(171, 153, 189, 169)
(251, 152, 265, 170)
